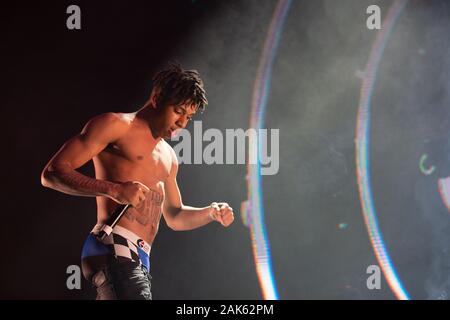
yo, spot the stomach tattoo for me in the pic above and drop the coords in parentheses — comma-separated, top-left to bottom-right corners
(125, 188, 164, 226)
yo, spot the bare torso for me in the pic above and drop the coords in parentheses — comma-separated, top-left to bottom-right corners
(93, 113, 172, 244)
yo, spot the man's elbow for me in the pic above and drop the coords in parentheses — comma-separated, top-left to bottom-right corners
(41, 162, 72, 189)
(167, 221, 180, 231)
(164, 208, 183, 231)
(41, 168, 54, 188)
(41, 165, 63, 189)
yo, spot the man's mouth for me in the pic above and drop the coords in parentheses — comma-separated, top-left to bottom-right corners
(165, 128, 176, 138)
(168, 128, 181, 138)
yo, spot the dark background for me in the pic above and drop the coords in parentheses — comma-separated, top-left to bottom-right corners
(1, 0, 450, 300)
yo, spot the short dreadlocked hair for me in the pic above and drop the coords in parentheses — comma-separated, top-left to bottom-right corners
(151, 62, 208, 112)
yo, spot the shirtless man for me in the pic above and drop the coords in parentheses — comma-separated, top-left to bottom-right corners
(41, 63, 234, 300)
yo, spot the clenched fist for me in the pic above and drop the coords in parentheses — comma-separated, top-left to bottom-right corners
(113, 181, 150, 207)
(209, 202, 234, 227)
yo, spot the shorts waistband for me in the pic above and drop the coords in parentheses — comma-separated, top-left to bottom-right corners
(92, 224, 151, 255)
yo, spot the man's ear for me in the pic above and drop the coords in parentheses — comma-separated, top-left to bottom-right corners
(149, 89, 159, 109)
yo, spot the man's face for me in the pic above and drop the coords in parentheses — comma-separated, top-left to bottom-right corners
(155, 102, 197, 139)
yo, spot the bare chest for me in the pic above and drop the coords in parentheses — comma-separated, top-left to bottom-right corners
(100, 130, 172, 182)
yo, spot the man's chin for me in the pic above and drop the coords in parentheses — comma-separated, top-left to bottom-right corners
(161, 129, 181, 139)
(162, 130, 172, 139)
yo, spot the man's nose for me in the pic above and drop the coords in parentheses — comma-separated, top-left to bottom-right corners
(176, 115, 188, 128)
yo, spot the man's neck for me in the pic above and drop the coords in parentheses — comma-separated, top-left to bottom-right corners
(136, 105, 162, 141)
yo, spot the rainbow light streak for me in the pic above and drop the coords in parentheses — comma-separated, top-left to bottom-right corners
(438, 177, 450, 213)
(243, 0, 292, 300)
(355, 0, 410, 300)
(419, 154, 435, 175)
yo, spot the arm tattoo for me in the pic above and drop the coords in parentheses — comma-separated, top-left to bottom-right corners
(55, 169, 116, 197)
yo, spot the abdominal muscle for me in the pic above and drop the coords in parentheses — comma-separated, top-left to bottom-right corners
(94, 158, 166, 245)
(96, 184, 164, 245)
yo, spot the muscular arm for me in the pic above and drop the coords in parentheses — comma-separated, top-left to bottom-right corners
(41, 113, 127, 200)
(162, 148, 214, 231)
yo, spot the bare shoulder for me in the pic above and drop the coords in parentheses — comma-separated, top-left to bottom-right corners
(81, 112, 134, 142)
(114, 112, 137, 124)
(86, 112, 135, 127)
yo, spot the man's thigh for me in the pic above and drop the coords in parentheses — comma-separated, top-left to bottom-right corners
(93, 260, 152, 300)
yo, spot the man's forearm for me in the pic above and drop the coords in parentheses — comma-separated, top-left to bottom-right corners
(169, 205, 214, 231)
(42, 167, 118, 199)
